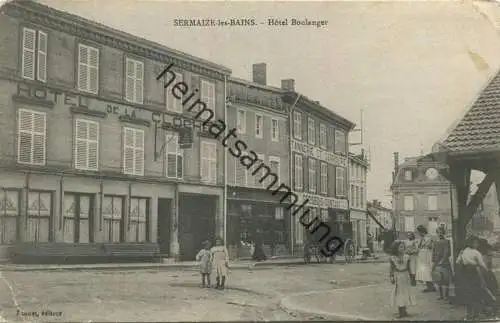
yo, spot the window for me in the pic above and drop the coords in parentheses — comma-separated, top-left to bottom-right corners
(18, 109, 46, 165)
(125, 58, 144, 104)
(404, 195, 414, 211)
(428, 218, 438, 235)
(27, 191, 51, 242)
(102, 196, 123, 242)
(404, 215, 415, 232)
(321, 209, 329, 222)
(0, 190, 20, 244)
(271, 118, 279, 142)
(201, 80, 215, 112)
(63, 194, 93, 243)
(255, 114, 263, 138)
(428, 195, 438, 211)
(360, 188, 365, 209)
(235, 161, 248, 187)
(309, 158, 316, 193)
(294, 154, 303, 191)
(319, 124, 327, 149)
(404, 170, 412, 181)
(201, 140, 217, 184)
(128, 197, 149, 242)
(166, 132, 183, 179)
(320, 162, 328, 194)
(275, 207, 284, 220)
(22, 28, 47, 82)
(269, 156, 280, 189)
(334, 130, 346, 155)
(335, 167, 346, 197)
(123, 127, 145, 176)
(74, 119, 99, 171)
(237, 109, 246, 134)
(308, 117, 316, 145)
(77, 44, 99, 94)
(166, 72, 183, 113)
(350, 185, 355, 204)
(254, 154, 265, 188)
(293, 111, 302, 140)
(294, 207, 304, 244)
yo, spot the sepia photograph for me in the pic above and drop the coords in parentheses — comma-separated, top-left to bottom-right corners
(0, 0, 500, 321)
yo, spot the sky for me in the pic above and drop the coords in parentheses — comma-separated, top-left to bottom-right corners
(37, 0, 500, 206)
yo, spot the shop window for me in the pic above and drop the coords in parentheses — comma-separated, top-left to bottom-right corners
(128, 197, 149, 242)
(0, 190, 20, 244)
(27, 191, 52, 242)
(63, 193, 93, 243)
(102, 196, 124, 242)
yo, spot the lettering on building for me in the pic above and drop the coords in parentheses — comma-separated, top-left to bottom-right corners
(297, 193, 349, 210)
(291, 139, 347, 167)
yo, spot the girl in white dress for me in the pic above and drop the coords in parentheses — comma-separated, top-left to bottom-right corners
(415, 225, 435, 292)
(210, 236, 229, 290)
(390, 240, 416, 318)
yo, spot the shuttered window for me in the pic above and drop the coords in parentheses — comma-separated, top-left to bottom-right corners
(74, 119, 99, 171)
(294, 154, 303, 191)
(335, 167, 346, 197)
(201, 140, 217, 184)
(123, 127, 144, 176)
(78, 44, 99, 94)
(166, 132, 183, 179)
(320, 162, 328, 194)
(201, 80, 215, 112)
(125, 58, 144, 104)
(253, 153, 265, 188)
(308, 158, 317, 193)
(166, 72, 183, 113)
(17, 109, 46, 165)
(22, 28, 47, 82)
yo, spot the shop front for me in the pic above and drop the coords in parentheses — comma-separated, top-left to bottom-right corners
(227, 187, 292, 259)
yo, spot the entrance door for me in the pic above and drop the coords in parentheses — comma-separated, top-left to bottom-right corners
(63, 193, 94, 243)
(157, 198, 172, 256)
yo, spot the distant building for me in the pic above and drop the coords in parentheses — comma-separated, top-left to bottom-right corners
(349, 151, 369, 250)
(366, 200, 393, 243)
(390, 153, 452, 238)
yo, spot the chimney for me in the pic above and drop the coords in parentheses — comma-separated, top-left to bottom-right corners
(252, 63, 267, 85)
(281, 79, 295, 91)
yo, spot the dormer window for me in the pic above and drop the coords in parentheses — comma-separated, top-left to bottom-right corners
(404, 170, 412, 181)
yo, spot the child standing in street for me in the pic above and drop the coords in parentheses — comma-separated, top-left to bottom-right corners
(211, 236, 229, 290)
(390, 240, 416, 318)
(195, 240, 212, 288)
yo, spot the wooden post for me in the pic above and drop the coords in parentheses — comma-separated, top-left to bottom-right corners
(449, 163, 470, 257)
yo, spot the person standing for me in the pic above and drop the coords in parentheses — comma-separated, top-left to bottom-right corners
(416, 225, 436, 292)
(210, 237, 229, 290)
(406, 232, 419, 286)
(252, 229, 267, 261)
(389, 240, 416, 318)
(367, 233, 374, 255)
(195, 240, 212, 288)
(432, 227, 451, 300)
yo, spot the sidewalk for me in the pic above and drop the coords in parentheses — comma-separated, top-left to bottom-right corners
(0, 255, 389, 272)
(279, 284, 465, 321)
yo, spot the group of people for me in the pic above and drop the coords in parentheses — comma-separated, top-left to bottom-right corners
(389, 224, 498, 320)
(195, 237, 230, 290)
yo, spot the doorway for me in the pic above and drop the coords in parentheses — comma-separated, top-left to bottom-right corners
(179, 193, 216, 261)
(157, 198, 172, 256)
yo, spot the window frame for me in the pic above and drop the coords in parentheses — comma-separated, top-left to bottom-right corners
(404, 195, 414, 211)
(17, 109, 47, 166)
(166, 71, 184, 113)
(320, 162, 328, 194)
(294, 154, 303, 191)
(74, 118, 99, 171)
(293, 111, 302, 140)
(271, 118, 279, 142)
(255, 113, 263, 139)
(200, 140, 217, 184)
(427, 195, 438, 211)
(319, 123, 327, 149)
(77, 43, 100, 94)
(335, 167, 346, 197)
(125, 57, 144, 104)
(200, 79, 215, 113)
(122, 127, 145, 176)
(21, 27, 47, 82)
(165, 131, 183, 179)
(308, 117, 316, 145)
(308, 158, 316, 193)
(237, 109, 246, 134)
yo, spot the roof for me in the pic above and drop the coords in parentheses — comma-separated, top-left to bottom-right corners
(441, 67, 500, 155)
(228, 76, 284, 93)
(6, 0, 231, 76)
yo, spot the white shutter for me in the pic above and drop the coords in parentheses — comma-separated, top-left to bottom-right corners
(78, 45, 88, 91)
(88, 121, 99, 170)
(123, 127, 135, 174)
(22, 28, 36, 80)
(32, 112, 46, 165)
(135, 61, 144, 104)
(37, 31, 47, 82)
(210, 142, 217, 183)
(125, 59, 135, 102)
(88, 47, 99, 94)
(17, 109, 46, 165)
(134, 129, 144, 175)
(75, 120, 88, 170)
(18, 109, 33, 163)
(166, 132, 178, 178)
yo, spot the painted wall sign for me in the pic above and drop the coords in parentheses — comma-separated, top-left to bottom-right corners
(291, 139, 347, 167)
(296, 192, 349, 210)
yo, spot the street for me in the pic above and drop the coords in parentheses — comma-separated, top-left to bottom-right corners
(0, 262, 393, 322)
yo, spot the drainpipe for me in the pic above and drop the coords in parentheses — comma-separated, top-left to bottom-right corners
(223, 75, 228, 247)
(288, 93, 301, 255)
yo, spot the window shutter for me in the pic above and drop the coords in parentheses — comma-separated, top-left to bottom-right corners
(32, 112, 46, 165)
(123, 128, 134, 174)
(125, 59, 135, 102)
(134, 130, 144, 175)
(210, 142, 216, 183)
(37, 31, 47, 82)
(22, 28, 36, 80)
(18, 110, 33, 163)
(75, 120, 88, 169)
(166, 132, 177, 178)
(88, 47, 99, 94)
(88, 121, 99, 170)
(135, 61, 144, 104)
(78, 45, 88, 91)
(177, 151, 183, 179)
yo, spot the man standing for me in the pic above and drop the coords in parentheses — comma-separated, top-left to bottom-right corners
(432, 227, 451, 300)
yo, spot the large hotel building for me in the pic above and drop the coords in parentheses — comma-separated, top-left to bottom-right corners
(0, 0, 356, 262)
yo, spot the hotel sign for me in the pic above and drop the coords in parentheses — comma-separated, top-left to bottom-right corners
(291, 139, 347, 167)
(296, 193, 349, 211)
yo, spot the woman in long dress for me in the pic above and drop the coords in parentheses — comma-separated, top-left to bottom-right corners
(406, 232, 418, 286)
(415, 225, 435, 292)
(210, 236, 229, 290)
(389, 240, 416, 318)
